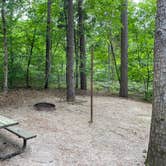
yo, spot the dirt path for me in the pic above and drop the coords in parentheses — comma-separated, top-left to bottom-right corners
(0, 90, 151, 166)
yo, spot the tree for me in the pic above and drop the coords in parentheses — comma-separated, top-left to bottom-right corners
(66, 0, 75, 101)
(26, 29, 36, 88)
(146, 0, 166, 165)
(128, 0, 155, 100)
(1, 0, 8, 93)
(78, 0, 87, 90)
(120, 0, 128, 97)
(45, 0, 52, 89)
(74, 28, 79, 89)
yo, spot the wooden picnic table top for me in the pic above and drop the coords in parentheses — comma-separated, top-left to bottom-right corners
(0, 115, 18, 129)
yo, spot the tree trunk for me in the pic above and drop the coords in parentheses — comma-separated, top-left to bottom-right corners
(108, 44, 111, 82)
(146, 0, 166, 165)
(110, 39, 120, 83)
(26, 29, 36, 88)
(78, 0, 87, 90)
(1, 0, 8, 93)
(120, 0, 128, 97)
(9, 30, 14, 88)
(45, 0, 52, 89)
(66, 0, 75, 101)
(74, 28, 79, 89)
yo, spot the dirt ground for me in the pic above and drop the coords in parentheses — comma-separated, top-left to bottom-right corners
(0, 90, 152, 166)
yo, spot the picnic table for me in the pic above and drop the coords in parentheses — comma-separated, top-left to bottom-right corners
(0, 115, 36, 160)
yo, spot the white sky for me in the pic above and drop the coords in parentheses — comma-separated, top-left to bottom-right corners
(132, 0, 142, 3)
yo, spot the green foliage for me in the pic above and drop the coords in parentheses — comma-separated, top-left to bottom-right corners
(0, 0, 156, 101)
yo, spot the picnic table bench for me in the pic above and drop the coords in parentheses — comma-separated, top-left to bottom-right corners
(0, 115, 36, 160)
(0, 115, 18, 129)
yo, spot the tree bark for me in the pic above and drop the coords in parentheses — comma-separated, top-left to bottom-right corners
(146, 0, 166, 165)
(1, 0, 8, 93)
(78, 0, 87, 90)
(120, 0, 128, 97)
(66, 0, 75, 101)
(45, 0, 52, 89)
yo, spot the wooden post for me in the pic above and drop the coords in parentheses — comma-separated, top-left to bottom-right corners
(90, 46, 94, 123)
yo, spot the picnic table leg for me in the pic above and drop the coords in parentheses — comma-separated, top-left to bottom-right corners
(23, 139, 27, 149)
(0, 139, 26, 160)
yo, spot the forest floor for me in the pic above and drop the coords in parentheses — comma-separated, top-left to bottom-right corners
(0, 89, 151, 166)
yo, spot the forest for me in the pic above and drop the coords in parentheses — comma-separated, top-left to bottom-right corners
(0, 0, 166, 165)
(0, 0, 155, 100)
